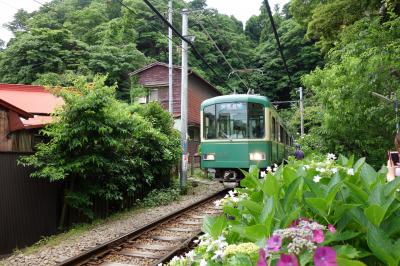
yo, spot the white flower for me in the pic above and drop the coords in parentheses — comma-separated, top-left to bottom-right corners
(347, 168, 354, 176)
(266, 166, 272, 172)
(316, 167, 326, 173)
(327, 153, 337, 160)
(260, 171, 266, 178)
(331, 168, 338, 174)
(313, 175, 322, 183)
(228, 190, 235, 198)
(200, 259, 207, 266)
(304, 165, 310, 170)
(185, 250, 195, 261)
(211, 249, 224, 261)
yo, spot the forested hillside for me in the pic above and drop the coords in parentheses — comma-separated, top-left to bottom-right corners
(0, 0, 321, 101)
(1, 0, 400, 165)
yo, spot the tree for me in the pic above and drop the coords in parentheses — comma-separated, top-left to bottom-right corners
(0, 28, 88, 84)
(303, 17, 400, 166)
(4, 9, 30, 34)
(20, 76, 180, 219)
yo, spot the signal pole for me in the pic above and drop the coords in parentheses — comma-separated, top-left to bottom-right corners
(299, 87, 304, 136)
(168, 0, 173, 113)
(180, 9, 189, 189)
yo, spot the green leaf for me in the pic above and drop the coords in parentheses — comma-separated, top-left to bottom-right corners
(323, 230, 361, 245)
(202, 215, 227, 239)
(367, 226, 397, 266)
(304, 176, 324, 198)
(353, 157, 366, 173)
(283, 178, 303, 212)
(360, 163, 377, 189)
(384, 177, 400, 196)
(240, 199, 263, 218)
(262, 173, 279, 198)
(344, 181, 368, 203)
(326, 183, 342, 206)
(335, 245, 361, 259)
(282, 167, 297, 186)
(305, 197, 328, 216)
(232, 224, 268, 242)
(336, 258, 367, 266)
(281, 207, 301, 228)
(364, 204, 386, 226)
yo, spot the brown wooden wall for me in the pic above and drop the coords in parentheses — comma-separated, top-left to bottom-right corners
(0, 152, 60, 254)
(137, 65, 221, 126)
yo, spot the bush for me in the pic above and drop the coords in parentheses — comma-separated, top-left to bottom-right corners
(20, 76, 180, 219)
(168, 154, 400, 266)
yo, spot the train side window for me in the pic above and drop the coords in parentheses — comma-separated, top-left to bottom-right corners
(203, 105, 216, 139)
(279, 125, 284, 143)
(271, 117, 276, 141)
(248, 103, 264, 139)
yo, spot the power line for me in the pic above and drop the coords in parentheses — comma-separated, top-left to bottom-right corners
(196, 20, 250, 92)
(140, 0, 232, 90)
(263, 0, 293, 89)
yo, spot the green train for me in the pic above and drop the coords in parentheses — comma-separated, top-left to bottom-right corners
(200, 94, 293, 181)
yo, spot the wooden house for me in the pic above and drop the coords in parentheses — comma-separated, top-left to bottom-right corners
(132, 62, 222, 157)
(0, 84, 63, 152)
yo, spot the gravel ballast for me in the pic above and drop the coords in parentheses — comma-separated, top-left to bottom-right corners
(0, 180, 224, 266)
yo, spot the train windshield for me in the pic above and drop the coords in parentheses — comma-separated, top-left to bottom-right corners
(203, 102, 264, 140)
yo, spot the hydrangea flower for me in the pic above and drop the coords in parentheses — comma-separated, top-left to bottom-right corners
(257, 248, 267, 266)
(313, 175, 322, 183)
(328, 224, 336, 233)
(347, 168, 354, 176)
(313, 247, 338, 266)
(313, 229, 325, 243)
(277, 254, 299, 266)
(267, 235, 282, 252)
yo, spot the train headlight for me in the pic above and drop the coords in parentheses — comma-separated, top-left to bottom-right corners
(203, 154, 215, 161)
(249, 152, 265, 161)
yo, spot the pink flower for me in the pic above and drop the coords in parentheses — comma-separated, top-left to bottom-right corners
(277, 254, 299, 266)
(328, 224, 336, 233)
(289, 217, 311, 227)
(313, 229, 325, 243)
(257, 248, 267, 266)
(267, 235, 282, 252)
(313, 247, 338, 266)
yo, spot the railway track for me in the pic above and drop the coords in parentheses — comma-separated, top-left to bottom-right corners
(58, 188, 229, 266)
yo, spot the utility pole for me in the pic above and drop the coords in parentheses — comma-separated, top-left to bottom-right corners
(180, 9, 189, 189)
(299, 87, 304, 137)
(168, 0, 173, 113)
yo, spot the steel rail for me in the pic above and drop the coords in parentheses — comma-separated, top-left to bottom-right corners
(58, 188, 229, 266)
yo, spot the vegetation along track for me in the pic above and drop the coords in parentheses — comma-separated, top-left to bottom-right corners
(58, 188, 230, 266)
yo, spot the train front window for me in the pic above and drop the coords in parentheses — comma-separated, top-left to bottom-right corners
(203, 102, 265, 140)
(203, 105, 216, 139)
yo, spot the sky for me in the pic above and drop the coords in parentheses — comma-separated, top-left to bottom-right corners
(0, 0, 289, 44)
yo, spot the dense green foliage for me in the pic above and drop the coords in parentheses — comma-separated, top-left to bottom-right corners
(169, 155, 400, 265)
(19, 76, 180, 218)
(0, 0, 322, 101)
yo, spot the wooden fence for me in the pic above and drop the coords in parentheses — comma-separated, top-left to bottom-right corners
(0, 152, 60, 255)
(0, 152, 155, 255)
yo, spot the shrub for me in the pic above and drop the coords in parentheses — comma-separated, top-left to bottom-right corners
(168, 154, 400, 266)
(20, 76, 180, 220)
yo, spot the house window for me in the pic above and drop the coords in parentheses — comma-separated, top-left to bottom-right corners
(148, 89, 158, 102)
(189, 126, 200, 142)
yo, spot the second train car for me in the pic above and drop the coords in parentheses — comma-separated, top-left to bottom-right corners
(200, 94, 293, 181)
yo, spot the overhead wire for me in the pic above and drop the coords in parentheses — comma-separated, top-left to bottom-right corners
(138, 0, 232, 90)
(195, 19, 251, 92)
(263, 0, 293, 89)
